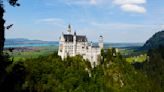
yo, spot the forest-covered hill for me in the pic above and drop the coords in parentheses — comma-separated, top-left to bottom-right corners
(143, 31, 164, 50)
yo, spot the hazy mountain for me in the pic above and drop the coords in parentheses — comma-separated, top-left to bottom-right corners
(143, 31, 164, 50)
(5, 38, 58, 45)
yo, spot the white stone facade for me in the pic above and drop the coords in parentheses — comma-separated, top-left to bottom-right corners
(58, 25, 103, 66)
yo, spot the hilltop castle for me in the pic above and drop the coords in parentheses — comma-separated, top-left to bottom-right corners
(58, 25, 104, 66)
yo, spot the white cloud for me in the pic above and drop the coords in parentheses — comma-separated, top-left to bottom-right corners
(43, 0, 147, 14)
(90, 21, 153, 31)
(113, 0, 146, 5)
(62, 0, 97, 5)
(121, 4, 146, 13)
(35, 18, 65, 26)
(113, 0, 147, 14)
(90, 0, 97, 5)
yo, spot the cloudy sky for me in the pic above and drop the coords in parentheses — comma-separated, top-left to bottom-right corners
(4, 0, 164, 42)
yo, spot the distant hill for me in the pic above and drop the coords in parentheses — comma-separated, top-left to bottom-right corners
(5, 38, 58, 45)
(142, 31, 164, 50)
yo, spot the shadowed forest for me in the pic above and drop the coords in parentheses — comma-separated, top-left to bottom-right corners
(0, 0, 164, 92)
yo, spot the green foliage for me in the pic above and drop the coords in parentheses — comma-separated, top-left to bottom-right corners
(22, 54, 90, 92)
(0, 53, 26, 92)
(1, 47, 162, 92)
(142, 46, 164, 92)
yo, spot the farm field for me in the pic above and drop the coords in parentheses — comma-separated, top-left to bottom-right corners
(5, 46, 58, 61)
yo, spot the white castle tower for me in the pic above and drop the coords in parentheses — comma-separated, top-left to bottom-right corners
(73, 31, 76, 56)
(99, 35, 104, 49)
(67, 24, 71, 34)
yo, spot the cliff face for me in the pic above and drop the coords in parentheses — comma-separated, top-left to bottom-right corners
(143, 31, 164, 50)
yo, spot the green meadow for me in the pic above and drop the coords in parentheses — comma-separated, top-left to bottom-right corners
(119, 48, 147, 63)
(126, 54, 147, 63)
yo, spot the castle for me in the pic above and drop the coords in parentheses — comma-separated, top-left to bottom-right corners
(58, 25, 104, 66)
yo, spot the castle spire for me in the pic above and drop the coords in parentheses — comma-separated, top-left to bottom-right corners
(67, 24, 71, 34)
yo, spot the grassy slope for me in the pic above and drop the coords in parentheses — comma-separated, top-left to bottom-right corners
(119, 48, 147, 63)
(126, 54, 147, 63)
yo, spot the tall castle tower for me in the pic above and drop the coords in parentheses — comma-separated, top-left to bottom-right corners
(73, 31, 77, 56)
(99, 35, 104, 49)
(67, 24, 71, 34)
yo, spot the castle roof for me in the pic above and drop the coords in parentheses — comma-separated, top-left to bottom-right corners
(63, 34, 87, 42)
(76, 35, 87, 42)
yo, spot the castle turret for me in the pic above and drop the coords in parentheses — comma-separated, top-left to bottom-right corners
(58, 32, 65, 59)
(99, 35, 104, 49)
(73, 31, 77, 56)
(67, 24, 71, 34)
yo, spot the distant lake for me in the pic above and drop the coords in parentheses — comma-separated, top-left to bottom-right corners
(5, 43, 58, 48)
(5, 42, 144, 48)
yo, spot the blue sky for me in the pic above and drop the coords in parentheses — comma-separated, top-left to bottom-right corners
(4, 0, 164, 42)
